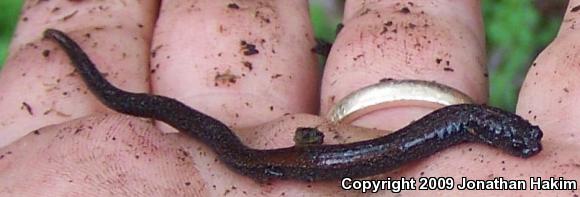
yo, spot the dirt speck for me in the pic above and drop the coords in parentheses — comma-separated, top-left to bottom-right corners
(572, 5, 580, 12)
(379, 78, 394, 83)
(240, 41, 259, 56)
(242, 61, 253, 71)
(61, 10, 78, 21)
(271, 74, 282, 79)
(42, 50, 50, 58)
(215, 70, 240, 86)
(400, 7, 410, 14)
(21, 102, 33, 115)
(227, 3, 240, 9)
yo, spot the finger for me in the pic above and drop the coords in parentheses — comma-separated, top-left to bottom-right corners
(513, 0, 580, 192)
(401, 1, 580, 195)
(318, 0, 544, 195)
(0, 0, 159, 147)
(401, 2, 580, 196)
(321, 0, 487, 131)
(150, 0, 319, 134)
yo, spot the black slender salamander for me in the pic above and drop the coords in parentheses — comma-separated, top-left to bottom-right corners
(43, 28, 543, 182)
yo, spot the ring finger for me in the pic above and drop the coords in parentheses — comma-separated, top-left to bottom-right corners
(320, 0, 490, 194)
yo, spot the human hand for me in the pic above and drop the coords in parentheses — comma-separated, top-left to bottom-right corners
(0, 0, 578, 196)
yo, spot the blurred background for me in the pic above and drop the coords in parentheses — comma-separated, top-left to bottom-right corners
(0, 0, 568, 111)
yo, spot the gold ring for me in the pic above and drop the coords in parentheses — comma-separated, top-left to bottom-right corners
(326, 79, 474, 123)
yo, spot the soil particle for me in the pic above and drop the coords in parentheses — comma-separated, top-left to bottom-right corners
(227, 3, 240, 9)
(21, 102, 33, 115)
(240, 41, 259, 56)
(572, 5, 580, 12)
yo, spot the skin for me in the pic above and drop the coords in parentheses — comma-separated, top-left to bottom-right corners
(0, 0, 578, 196)
(39, 29, 545, 182)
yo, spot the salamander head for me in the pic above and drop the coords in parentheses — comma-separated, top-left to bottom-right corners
(507, 124, 542, 158)
(488, 122, 543, 158)
(469, 106, 544, 158)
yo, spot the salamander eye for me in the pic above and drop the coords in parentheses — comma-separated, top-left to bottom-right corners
(511, 139, 524, 149)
